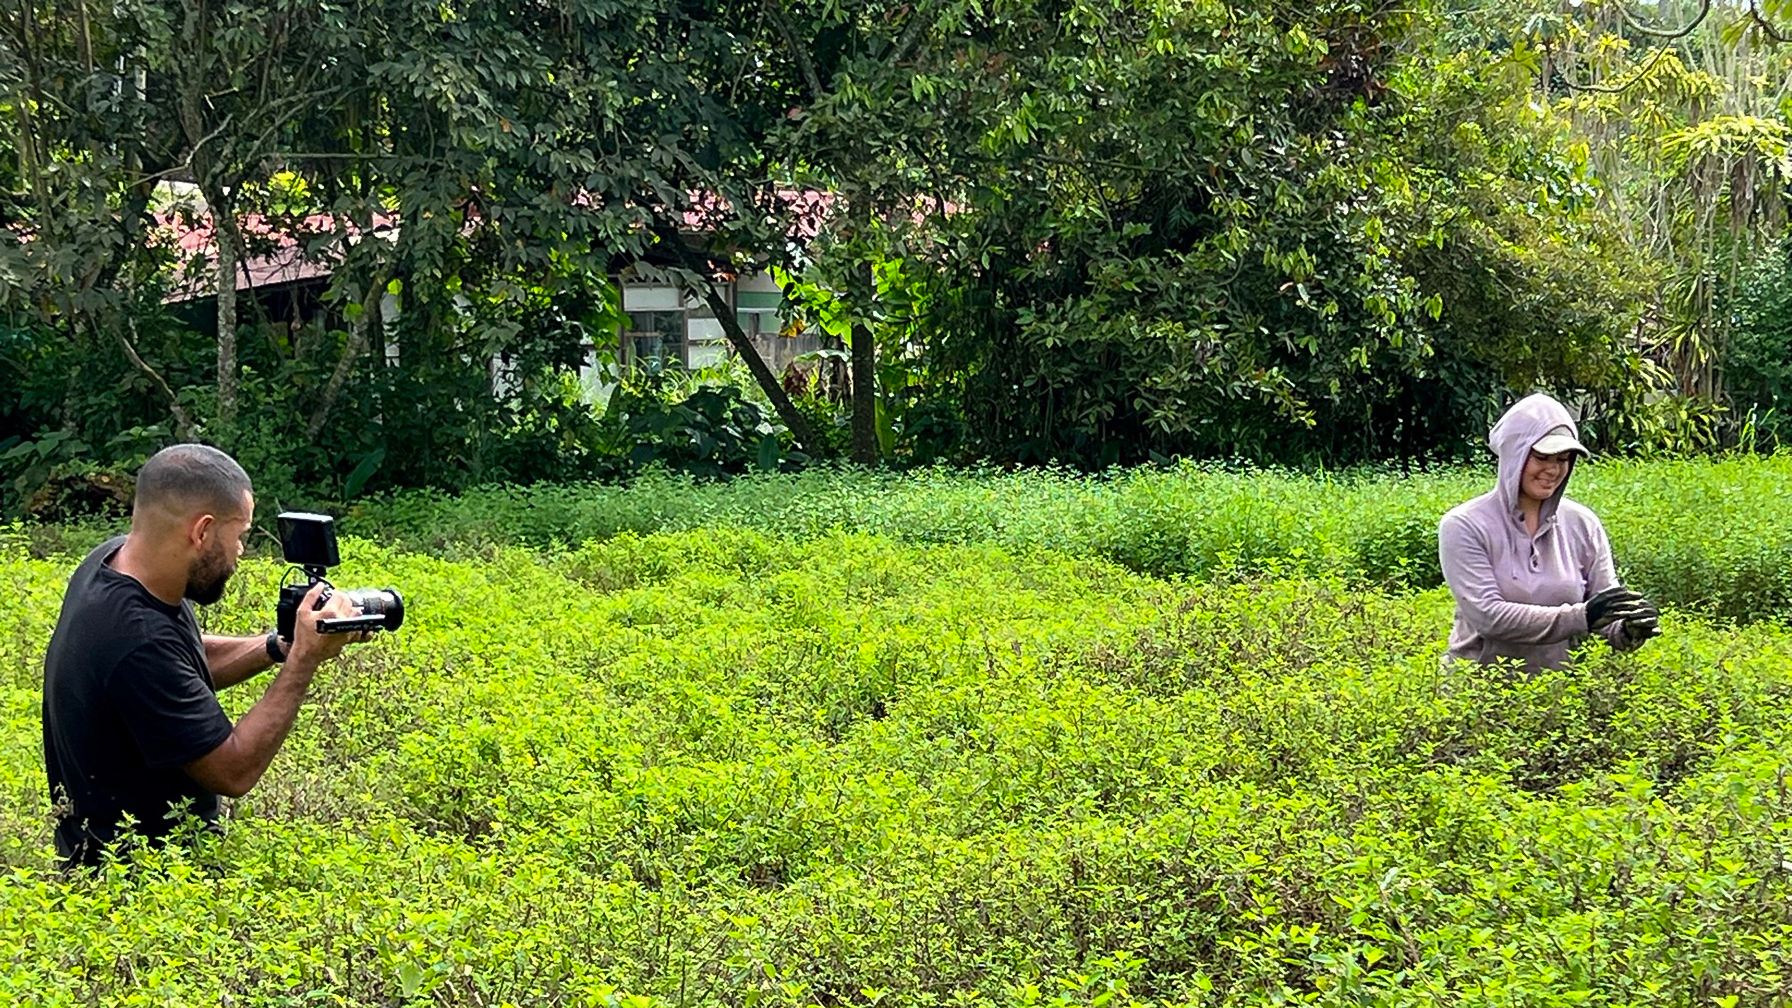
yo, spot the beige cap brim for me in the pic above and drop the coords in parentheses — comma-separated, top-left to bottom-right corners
(1532, 432, 1589, 456)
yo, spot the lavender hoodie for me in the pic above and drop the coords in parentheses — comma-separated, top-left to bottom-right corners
(1438, 394, 1636, 670)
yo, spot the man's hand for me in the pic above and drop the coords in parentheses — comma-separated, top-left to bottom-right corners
(284, 581, 364, 668)
(185, 582, 366, 798)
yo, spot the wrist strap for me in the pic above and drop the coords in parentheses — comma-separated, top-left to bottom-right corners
(265, 630, 290, 664)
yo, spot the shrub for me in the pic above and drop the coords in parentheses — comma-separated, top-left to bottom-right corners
(1725, 242, 1792, 451)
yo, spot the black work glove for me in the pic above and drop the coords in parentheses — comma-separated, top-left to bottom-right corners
(1585, 586, 1650, 631)
(1620, 599, 1662, 643)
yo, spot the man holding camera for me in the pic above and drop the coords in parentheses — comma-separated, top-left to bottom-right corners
(41, 444, 364, 868)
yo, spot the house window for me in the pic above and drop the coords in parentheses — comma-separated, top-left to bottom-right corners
(733, 272, 784, 357)
(613, 272, 788, 372)
(621, 283, 697, 370)
(627, 310, 686, 368)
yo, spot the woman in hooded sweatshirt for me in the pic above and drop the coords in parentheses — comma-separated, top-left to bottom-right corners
(1438, 393, 1661, 670)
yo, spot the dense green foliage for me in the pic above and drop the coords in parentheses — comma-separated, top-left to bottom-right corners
(874, 9, 1653, 465)
(776, 0, 1792, 466)
(5, 516, 1792, 1004)
(0, 0, 818, 504)
(1727, 241, 1792, 450)
(7, 0, 1791, 502)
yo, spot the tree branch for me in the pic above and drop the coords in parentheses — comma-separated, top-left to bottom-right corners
(1749, 0, 1792, 42)
(305, 204, 397, 442)
(888, 1, 936, 68)
(1562, 45, 1672, 94)
(763, 0, 826, 103)
(113, 316, 195, 441)
(651, 222, 828, 455)
(181, 111, 237, 179)
(1619, 0, 1710, 40)
(306, 263, 390, 444)
(264, 151, 418, 161)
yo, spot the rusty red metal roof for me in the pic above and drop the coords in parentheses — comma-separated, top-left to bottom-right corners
(159, 211, 395, 302)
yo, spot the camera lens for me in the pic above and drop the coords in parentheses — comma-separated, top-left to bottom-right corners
(345, 588, 405, 631)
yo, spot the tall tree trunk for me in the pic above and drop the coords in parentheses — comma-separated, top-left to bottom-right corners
(849, 316, 877, 464)
(12, 11, 54, 223)
(848, 196, 878, 465)
(176, 27, 243, 446)
(195, 179, 243, 442)
(213, 213, 239, 439)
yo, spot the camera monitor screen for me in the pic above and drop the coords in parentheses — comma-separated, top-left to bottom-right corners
(278, 511, 341, 568)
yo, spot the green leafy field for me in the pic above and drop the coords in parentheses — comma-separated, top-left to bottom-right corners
(24, 456, 1792, 622)
(4, 510, 1792, 1006)
(339, 455, 1792, 623)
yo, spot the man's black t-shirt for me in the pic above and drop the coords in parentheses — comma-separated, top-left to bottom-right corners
(42, 536, 233, 865)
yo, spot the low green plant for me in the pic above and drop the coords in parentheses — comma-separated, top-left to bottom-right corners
(4, 526, 1792, 1005)
(338, 454, 1792, 622)
(599, 380, 794, 478)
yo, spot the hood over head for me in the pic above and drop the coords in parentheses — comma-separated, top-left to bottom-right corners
(1489, 393, 1585, 520)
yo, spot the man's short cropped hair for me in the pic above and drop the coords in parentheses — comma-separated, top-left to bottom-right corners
(133, 444, 252, 518)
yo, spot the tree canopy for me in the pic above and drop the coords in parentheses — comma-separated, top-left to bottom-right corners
(2, 0, 1789, 512)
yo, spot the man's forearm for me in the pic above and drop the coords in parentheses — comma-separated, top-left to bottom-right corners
(184, 658, 318, 797)
(204, 634, 277, 689)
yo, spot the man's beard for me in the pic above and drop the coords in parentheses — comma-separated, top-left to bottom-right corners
(185, 544, 237, 605)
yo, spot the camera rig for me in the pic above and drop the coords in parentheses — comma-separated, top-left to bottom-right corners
(274, 512, 405, 639)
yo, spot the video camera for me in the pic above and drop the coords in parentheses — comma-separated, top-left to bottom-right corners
(274, 512, 405, 640)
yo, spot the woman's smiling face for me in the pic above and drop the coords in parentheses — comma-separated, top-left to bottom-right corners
(1521, 448, 1576, 504)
